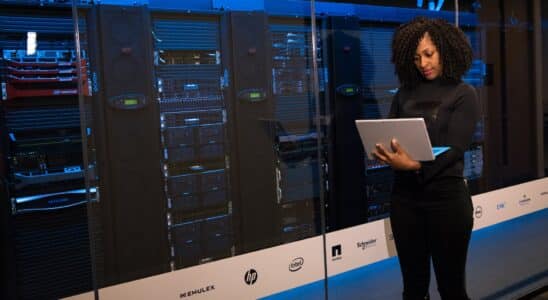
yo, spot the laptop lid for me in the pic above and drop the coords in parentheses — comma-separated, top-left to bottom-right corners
(355, 118, 436, 161)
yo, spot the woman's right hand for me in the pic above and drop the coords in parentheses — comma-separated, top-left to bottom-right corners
(372, 139, 422, 171)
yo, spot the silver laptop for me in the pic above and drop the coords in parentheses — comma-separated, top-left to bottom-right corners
(355, 118, 448, 161)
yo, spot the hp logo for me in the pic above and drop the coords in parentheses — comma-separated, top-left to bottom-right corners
(244, 269, 258, 285)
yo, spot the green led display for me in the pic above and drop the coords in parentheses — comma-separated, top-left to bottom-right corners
(124, 99, 138, 106)
(249, 92, 261, 99)
(345, 87, 355, 93)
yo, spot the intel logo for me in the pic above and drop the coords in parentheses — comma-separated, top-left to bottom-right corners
(289, 257, 304, 272)
(474, 206, 483, 218)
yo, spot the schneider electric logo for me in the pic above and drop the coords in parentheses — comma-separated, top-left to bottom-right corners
(179, 285, 215, 298)
(244, 269, 258, 285)
(331, 244, 342, 261)
(474, 206, 483, 218)
(289, 257, 304, 272)
(357, 238, 377, 250)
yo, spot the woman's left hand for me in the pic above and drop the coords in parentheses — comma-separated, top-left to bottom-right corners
(372, 139, 422, 171)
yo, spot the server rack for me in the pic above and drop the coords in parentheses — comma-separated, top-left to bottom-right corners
(154, 12, 326, 258)
(324, 16, 368, 229)
(221, 11, 282, 252)
(152, 14, 233, 269)
(461, 29, 487, 194)
(84, 6, 328, 279)
(223, 13, 326, 250)
(269, 19, 325, 242)
(0, 5, 93, 300)
(358, 24, 398, 222)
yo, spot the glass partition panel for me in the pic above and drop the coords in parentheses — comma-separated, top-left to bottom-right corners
(311, 4, 468, 299)
(312, 0, 546, 228)
(71, 0, 327, 299)
(0, 1, 94, 299)
(314, 0, 546, 299)
(2, 0, 544, 299)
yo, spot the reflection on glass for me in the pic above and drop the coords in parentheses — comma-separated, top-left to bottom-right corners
(318, 1, 489, 229)
(70, 1, 326, 294)
(270, 20, 324, 243)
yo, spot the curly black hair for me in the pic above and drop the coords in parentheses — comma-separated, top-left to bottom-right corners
(391, 17, 473, 89)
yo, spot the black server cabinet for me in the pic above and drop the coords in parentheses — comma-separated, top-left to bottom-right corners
(222, 12, 280, 252)
(358, 23, 398, 222)
(0, 6, 92, 300)
(86, 5, 170, 285)
(325, 16, 368, 229)
(223, 13, 325, 252)
(461, 29, 487, 195)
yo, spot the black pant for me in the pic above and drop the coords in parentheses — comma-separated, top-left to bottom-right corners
(390, 178, 474, 300)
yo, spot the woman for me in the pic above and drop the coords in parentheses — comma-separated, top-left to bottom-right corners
(372, 17, 480, 300)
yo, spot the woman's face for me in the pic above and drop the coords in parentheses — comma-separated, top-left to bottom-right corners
(414, 32, 442, 80)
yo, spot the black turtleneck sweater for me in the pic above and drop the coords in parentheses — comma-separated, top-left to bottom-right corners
(389, 79, 480, 185)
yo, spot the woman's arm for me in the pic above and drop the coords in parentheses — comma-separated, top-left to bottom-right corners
(417, 85, 480, 183)
(374, 84, 480, 183)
